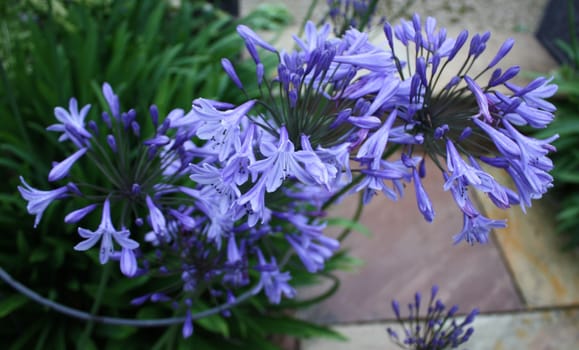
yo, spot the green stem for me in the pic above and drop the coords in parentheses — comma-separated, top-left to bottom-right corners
(272, 272, 340, 310)
(166, 323, 179, 350)
(150, 321, 179, 350)
(297, 0, 319, 38)
(78, 263, 112, 348)
(322, 173, 364, 211)
(358, 0, 379, 32)
(337, 191, 364, 242)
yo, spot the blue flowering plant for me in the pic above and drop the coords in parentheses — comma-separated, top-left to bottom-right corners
(227, 14, 558, 245)
(387, 285, 479, 349)
(15, 13, 558, 340)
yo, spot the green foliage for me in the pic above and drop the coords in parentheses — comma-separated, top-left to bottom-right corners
(534, 0, 579, 249)
(535, 68, 579, 248)
(0, 0, 354, 348)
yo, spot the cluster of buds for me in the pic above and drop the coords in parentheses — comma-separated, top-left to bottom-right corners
(388, 285, 479, 349)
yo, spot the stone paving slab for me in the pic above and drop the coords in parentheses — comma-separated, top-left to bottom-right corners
(474, 167, 579, 307)
(301, 308, 579, 350)
(296, 158, 522, 324)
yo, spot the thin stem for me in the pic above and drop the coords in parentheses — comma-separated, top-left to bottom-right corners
(273, 272, 340, 310)
(297, 0, 319, 38)
(0, 267, 260, 327)
(86, 150, 123, 189)
(321, 173, 364, 211)
(358, 0, 379, 33)
(151, 322, 179, 350)
(337, 191, 364, 242)
(78, 263, 112, 347)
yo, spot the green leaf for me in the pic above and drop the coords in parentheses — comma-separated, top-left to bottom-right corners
(557, 205, 579, 220)
(34, 323, 52, 350)
(556, 39, 576, 61)
(227, 337, 282, 350)
(52, 323, 66, 350)
(16, 230, 29, 254)
(0, 130, 23, 146)
(242, 4, 293, 30)
(29, 247, 50, 263)
(194, 312, 230, 337)
(0, 294, 28, 318)
(107, 274, 150, 294)
(0, 143, 37, 166)
(0, 194, 25, 206)
(252, 315, 347, 341)
(0, 157, 24, 172)
(8, 319, 44, 350)
(326, 250, 364, 271)
(326, 217, 372, 237)
(136, 305, 169, 320)
(95, 323, 138, 340)
(553, 171, 579, 184)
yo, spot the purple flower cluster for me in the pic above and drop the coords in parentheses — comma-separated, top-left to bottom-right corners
(387, 285, 478, 349)
(218, 15, 557, 246)
(19, 83, 203, 278)
(18, 14, 558, 337)
(18, 83, 329, 337)
(378, 15, 558, 244)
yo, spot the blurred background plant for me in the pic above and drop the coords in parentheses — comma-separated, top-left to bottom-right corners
(0, 1, 359, 348)
(322, 0, 384, 36)
(534, 0, 579, 249)
(320, 0, 418, 36)
(305, 0, 417, 37)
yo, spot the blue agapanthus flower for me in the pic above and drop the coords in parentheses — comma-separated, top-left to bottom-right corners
(213, 16, 558, 247)
(339, 14, 558, 244)
(18, 81, 343, 336)
(372, 14, 558, 244)
(18, 13, 558, 337)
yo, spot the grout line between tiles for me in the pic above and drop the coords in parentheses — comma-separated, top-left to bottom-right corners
(313, 303, 579, 328)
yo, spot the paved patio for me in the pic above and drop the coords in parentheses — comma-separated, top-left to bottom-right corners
(240, 1, 579, 348)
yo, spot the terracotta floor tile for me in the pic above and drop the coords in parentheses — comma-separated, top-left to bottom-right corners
(297, 159, 522, 324)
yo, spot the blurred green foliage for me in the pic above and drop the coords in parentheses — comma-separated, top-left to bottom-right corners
(535, 68, 579, 249)
(0, 0, 356, 348)
(534, 0, 579, 249)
